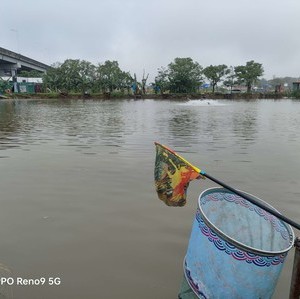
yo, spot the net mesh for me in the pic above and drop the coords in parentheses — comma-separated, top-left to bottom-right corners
(154, 143, 203, 206)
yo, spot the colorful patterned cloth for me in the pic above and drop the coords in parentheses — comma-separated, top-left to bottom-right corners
(154, 143, 203, 206)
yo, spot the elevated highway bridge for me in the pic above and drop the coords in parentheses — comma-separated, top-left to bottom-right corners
(0, 47, 50, 77)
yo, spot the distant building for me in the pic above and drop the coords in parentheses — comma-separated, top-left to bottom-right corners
(231, 85, 247, 93)
(0, 76, 43, 94)
(1, 76, 42, 83)
(292, 81, 300, 91)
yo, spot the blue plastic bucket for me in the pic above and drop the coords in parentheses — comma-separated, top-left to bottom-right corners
(184, 187, 295, 299)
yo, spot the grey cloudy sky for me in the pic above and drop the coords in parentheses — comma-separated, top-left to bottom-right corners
(1, 0, 299, 81)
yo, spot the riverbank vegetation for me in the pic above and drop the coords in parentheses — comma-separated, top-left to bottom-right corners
(1, 57, 300, 99)
(42, 57, 265, 96)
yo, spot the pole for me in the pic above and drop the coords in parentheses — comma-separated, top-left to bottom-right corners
(289, 237, 300, 299)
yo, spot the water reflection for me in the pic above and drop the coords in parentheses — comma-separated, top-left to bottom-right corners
(232, 108, 258, 147)
(0, 99, 298, 158)
(0, 100, 130, 154)
(168, 109, 200, 148)
(0, 101, 23, 151)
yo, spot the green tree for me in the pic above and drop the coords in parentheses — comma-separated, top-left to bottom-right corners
(167, 57, 203, 93)
(42, 62, 63, 92)
(96, 60, 127, 93)
(60, 59, 96, 93)
(118, 71, 134, 94)
(43, 60, 96, 93)
(234, 60, 264, 93)
(154, 67, 169, 94)
(203, 64, 230, 93)
(77, 60, 96, 93)
(223, 66, 238, 93)
(19, 70, 43, 78)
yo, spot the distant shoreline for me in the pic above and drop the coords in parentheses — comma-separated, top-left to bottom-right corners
(2, 92, 287, 101)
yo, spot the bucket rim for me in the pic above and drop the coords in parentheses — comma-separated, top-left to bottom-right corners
(198, 187, 295, 256)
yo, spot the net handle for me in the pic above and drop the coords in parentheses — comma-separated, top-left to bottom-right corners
(156, 142, 300, 232)
(202, 172, 300, 231)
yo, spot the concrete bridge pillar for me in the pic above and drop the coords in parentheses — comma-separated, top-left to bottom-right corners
(0, 63, 20, 76)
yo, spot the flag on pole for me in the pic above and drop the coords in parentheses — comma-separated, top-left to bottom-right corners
(154, 142, 204, 206)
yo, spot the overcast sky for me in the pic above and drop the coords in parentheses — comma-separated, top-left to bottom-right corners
(1, 0, 299, 81)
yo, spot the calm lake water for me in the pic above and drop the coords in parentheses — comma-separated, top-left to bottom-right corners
(0, 98, 299, 299)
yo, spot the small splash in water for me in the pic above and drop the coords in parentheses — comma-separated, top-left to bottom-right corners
(178, 99, 228, 106)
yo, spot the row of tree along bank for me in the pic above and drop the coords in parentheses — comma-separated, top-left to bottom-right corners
(42, 58, 264, 95)
(1, 56, 299, 98)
